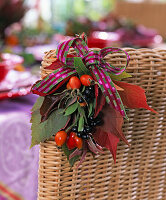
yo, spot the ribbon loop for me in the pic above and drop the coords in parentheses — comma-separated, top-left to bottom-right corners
(56, 38, 88, 64)
(83, 51, 102, 67)
(32, 36, 130, 118)
(99, 47, 130, 75)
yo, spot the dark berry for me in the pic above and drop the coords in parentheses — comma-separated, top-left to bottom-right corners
(93, 122, 97, 126)
(90, 121, 96, 127)
(82, 95, 88, 101)
(78, 97, 84, 103)
(89, 116, 94, 121)
(77, 132, 82, 138)
(95, 120, 103, 126)
(86, 97, 91, 103)
(71, 126, 78, 132)
(84, 89, 91, 96)
(81, 134, 88, 140)
(83, 128, 87, 133)
(84, 126, 92, 133)
(88, 86, 94, 91)
(86, 134, 90, 139)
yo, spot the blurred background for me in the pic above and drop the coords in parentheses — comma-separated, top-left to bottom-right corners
(0, 0, 165, 199)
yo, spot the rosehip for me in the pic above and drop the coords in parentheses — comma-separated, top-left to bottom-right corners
(74, 136, 83, 149)
(55, 131, 67, 147)
(69, 76, 81, 89)
(67, 132, 76, 150)
(80, 75, 93, 86)
(66, 82, 72, 89)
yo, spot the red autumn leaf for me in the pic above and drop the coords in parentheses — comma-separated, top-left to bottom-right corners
(46, 59, 65, 70)
(113, 80, 158, 114)
(94, 89, 106, 117)
(94, 104, 129, 163)
(46, 54, 76, 70)
(90, 69, 106, 117)
(94, 128, 119, 163)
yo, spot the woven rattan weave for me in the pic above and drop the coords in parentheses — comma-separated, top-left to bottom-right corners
(38, 48, 166, 200)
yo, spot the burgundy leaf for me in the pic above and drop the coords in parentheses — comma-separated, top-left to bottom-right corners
(95, 143, 104, 152)
(87, 137, 104, 154)
(90, 68, 106, 117)
(94, 128, 119, 163)
(87, 141, 98, 154)
(69, 148, 82, 160)
(77, 142, 88, 168)
(100, 104, 129, 145)
(40, 93, 65, 122)
(93, 104, 129, 163)
(94, 89, 106, 118)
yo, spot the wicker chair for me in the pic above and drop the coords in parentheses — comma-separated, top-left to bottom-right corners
(38, 48, 166, 200)
(114, 1, 166, 37)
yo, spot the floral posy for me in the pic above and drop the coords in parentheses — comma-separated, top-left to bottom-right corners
(30, 34, 157, 167)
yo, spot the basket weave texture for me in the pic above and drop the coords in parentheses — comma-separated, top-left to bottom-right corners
(38, 48, 166, 200)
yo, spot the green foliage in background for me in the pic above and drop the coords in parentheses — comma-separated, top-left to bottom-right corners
(51, 0, 115, 23)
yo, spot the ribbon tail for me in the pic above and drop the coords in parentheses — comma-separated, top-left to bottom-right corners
(31, 66, 76, 96)
(91, 65, 128, 119)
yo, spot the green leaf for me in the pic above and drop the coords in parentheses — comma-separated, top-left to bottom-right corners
(81, 85, 86, 93)
(88, 102, 93, 117)
(30, 109, 69, 147)
(74, 57, 91, 77)
(66, 113, 79, 132)
(62, 143, 80, 167)
(78, 115, 84, 132)
(31, 97, 44, 112)
(65, 97, 77, 108)
(64, 102, 78, 116)
(69, 155, 79, 167)
(77, 104, 87, 123)
(78, 104, 85, 116)
(109, 71, 132, 81)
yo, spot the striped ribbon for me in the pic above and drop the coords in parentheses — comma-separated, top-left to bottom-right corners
(32, 37, 130, 118)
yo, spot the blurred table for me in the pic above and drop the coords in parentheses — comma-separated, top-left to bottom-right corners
(0, 95, 39, 200)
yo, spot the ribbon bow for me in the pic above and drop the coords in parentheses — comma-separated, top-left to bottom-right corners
(32, 37, 130, 118)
